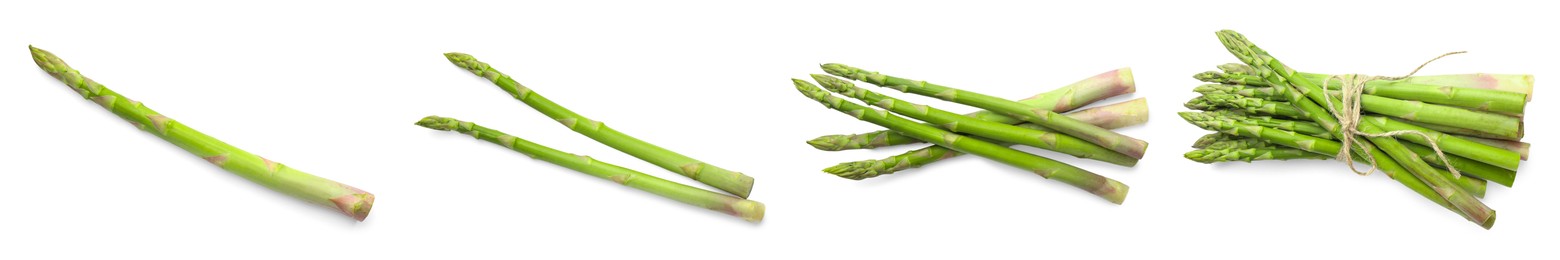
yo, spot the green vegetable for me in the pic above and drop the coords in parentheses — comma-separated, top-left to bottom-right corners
(1458, 136, 1528, 160)
(1217, 63, 1534, 101)
(794, 79, 1129, 204)
(1184, 142, 1330, 163)
(1193, 84, 1291, 101)
(30, 46, 374, 221)
(823, 63, 1149, 159)
(1186, 92, 1309, 119)
(810, 74, 1136, 167)
(1360, 116, 1520, 171)
(1180, 112, 1473, 220)
(825, 99, 1147, 179)
(445, 53, 755, 198)
(808, 68, 1138, 151)
(1217, 30, 1493, 228)
(1325, 91, 1521, 139)
(416, 116, 764, 222)
(1203, 66, 1528, 115)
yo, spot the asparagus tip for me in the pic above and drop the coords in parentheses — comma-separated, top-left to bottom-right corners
(822, 161, 878, 180)
(415, 115, 459, 131)
(805, 135, 850, 151)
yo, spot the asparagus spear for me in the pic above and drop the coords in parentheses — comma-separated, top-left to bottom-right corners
(811, 97, 1146, 151)
(1193, 84, 1291, 101)
(794, 79, 1129, 204)
(1459, 136, 1529, 160)
(1185, 141, 1330, 163)
(30, 46, 374, 221)
(1218, 30, 1494, 228)
(1324, 91, 1521, 139)
(823, 63, 1149, 159)
(444, 53, 755, 198)
(415, 116, 765, 222)
(810, 74, 1137, 166)
(1197, 111, 1330, 138)
(808, 68, 1138, 151)
(1203, 67, 1528, 115)
(1187, 92, 1309, 119)
(1219, 63, 1535, 100)
(1400, 142, 1516, 187)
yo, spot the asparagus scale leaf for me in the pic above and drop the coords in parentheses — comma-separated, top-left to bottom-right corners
(416, 116, 764, 222)
(30, 46, 374, 221)
(444, 53, 756, 198)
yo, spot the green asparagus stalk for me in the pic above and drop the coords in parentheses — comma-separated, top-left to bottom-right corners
(1459, 136, 1529, 160)
(444, 53, 755, 198)
(1185, 136, 1330, 163)
(1198, 111, 1330, 138)
(30, 46, 375, 221)
(812, 97, 1147, 151)
(1388, 73, 1535, 100)
(1218, 30, 1494, 228)
(795, 79, 1129, 204)
(1205, 66, 1528, 115)
(823, 64, 1150, 159)
(808, 68, 1138, 151)
(1193, 84, 1292, 101)
(824, 102, 1146, 179)
(1189, 92, 1310, 119)
(1400, 120, 1517, 141)
(1323, 91, 1522, 139)
(1360, 115, 1520, 171)
(1192, 133, 1240, 149)
(415, 116, 765, 222)
(810, 74, 1137, 166)
(1219, 63, 1535, 100)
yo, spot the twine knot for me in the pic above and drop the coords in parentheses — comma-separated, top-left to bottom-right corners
(1322, 51, 1465, 178)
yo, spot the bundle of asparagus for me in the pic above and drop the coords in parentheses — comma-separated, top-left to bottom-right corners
(30, 46, 375, 221)
(421, 53, 764, 222)
(794, 65, 1149, 204)
(1179, 30, 1533, 229)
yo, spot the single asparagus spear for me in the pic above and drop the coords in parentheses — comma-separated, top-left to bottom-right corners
(1188, 92, 1310, 119)
(415, 116, 764, 222)
(794, 79, 1128, 204)
(1324, 91, 1522, 139)
(444, 53, 755, 198)
(811, 74, 1137, 166)
(1202, 68, 1528, 115)
(1189, 132, 1509, 190)
(1193, 84, 1291, 101)
(823, 63, 1149, 159)
(30, 46, 374, 221)
(1401, 120, 1518, 141)
(1185, 139, 1330, 163)
(808, 68, 1138, 151)
(1218, 30, 1494, 228)
(1219, 63, 1535, 100)
(1459, 136, 1529, 160)
(811, 97, 1147, 151)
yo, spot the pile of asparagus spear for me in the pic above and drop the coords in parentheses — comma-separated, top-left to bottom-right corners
(1179, 30, 1533, 228)
(419, 53, 765, 222)
(793, 64, 1149, 204)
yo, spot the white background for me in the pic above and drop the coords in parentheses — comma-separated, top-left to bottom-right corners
(1, 0, 1553, 259)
